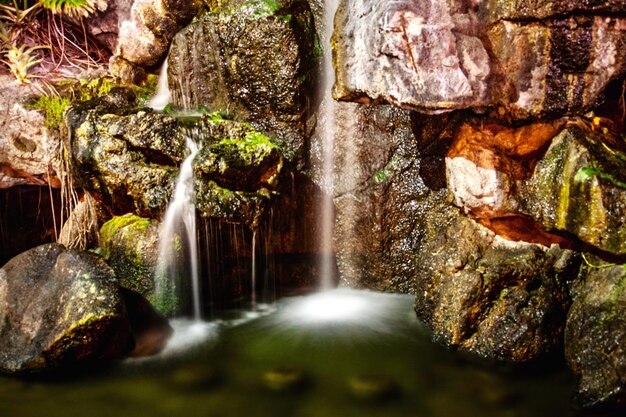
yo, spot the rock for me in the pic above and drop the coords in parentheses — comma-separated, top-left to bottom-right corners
(86, 0, 133, 53)
(565, 260, 626, 407)
(100, 214, 161, 300)
(309, 103, 459, 292)
(114, 0, 201, 68)
(0, 243, 133, 373)
(522, 125, 626, 256)
(333, 0, 626, 119)
(120, 287, 173, 357)
(0, 73, 60, 189)
(168, 0, 317, 163)
(65, 92, 283, 227)
(446, 120, 626, 256)
(415, 212, 580, 362)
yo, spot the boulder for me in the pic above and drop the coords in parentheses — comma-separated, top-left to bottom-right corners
(113, 0, 201, 68)
(167, 0, 317, 163)
(415, 212, 580, 362)
(333, 0, 626, 119)
(100, 214, 161, 300)
(522, 125, 626, 256)
(0, 244, 133, 373)
(446, 120, 626, 256)
(565, 260, 626, 407)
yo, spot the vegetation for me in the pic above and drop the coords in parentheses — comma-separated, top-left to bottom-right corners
(0, 0, 110, 84)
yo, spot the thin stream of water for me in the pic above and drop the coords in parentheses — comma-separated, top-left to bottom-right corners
(155, 137, 202, 320)
(318, 0, 341, 290)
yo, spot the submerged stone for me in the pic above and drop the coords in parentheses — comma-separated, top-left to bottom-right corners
(333, 0, 626, 119)
(0, 244, 133, 373)
(565, 260, 626, 407)
(415, 212, 580, 362)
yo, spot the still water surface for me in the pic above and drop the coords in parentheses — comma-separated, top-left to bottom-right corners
(0, 290, 585, 417)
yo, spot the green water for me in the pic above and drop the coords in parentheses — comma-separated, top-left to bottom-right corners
(0, 290, 583, 417)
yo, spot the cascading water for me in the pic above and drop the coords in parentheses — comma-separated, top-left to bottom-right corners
(155, 137, 202, 320)
(318, 0, 341, 291)
(148, 59, 172, 111)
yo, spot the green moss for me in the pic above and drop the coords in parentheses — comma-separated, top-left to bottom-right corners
(575, 166, 626, 190)
(29, 96, 71, 129)
(100, 214, 152, 259)
(149, 284, 180, 316)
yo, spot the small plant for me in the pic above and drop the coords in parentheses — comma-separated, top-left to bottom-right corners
(1, 43, 47, 84)
(41, 0, 106, 19)
(575, 166, 626, 191)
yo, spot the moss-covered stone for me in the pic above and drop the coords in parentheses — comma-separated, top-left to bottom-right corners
(100, 214, 161, 300)
(522, 125, 626, 256)
(168, 0, 317, 163)
(415, 210, 580, 362)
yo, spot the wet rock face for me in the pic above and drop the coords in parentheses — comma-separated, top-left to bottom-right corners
(66, 92, 283, 227)
(333, 0, 626, 118)
(168, 0, 317, 162)
(0, 244, 133, 373)
(309, 104, 458, 293)
(447, 121, 626, 256)
(100, 214, 161, 300)
(415, 213, 579, 362)
(566, 262, 626, 407)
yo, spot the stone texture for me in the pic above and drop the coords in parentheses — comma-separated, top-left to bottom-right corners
(100, 214, 161, 301)
(415, 212, 580, 362)
(333, 0, 626, 119)
(0, 244, 133, 373)
(0, 73, 60, 189)
(113, 0, 201, 68)
(86, 0, 134, 53)
(522, 125, 626, 256)
(308, 103, 462, 292)
(446, 120, 626, 255)
(65, 91, 283, 227)
(168, 0, 317, 163)
(566, 260, 626, 407)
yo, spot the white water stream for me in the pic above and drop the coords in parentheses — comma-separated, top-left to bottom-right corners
(155, 137, 202, 320)
(318, 0, 341, 290)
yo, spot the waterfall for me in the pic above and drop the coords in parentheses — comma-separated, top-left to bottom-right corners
(148, 59, 172, 111)
(155, 137, 202, 320)
(318, 0, 340, 290)
(251, 230, 257, 309)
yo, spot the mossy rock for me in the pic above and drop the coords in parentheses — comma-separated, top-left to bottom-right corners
(100, 214, 161, 300)
(522, 126, 626, 256)
(0, 244, 133, 373)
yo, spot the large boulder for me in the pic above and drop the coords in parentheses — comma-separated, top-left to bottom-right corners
(415, 212, 580, 362)
(565, 260, 626, 407)
(333, 0, 626, 119)
(0, 244, 133, 373)
(167, 0, 317, 163)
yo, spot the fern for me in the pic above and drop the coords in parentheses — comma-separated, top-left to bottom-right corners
(41, 0, 106, 19)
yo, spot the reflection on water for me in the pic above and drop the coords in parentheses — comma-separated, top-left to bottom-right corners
(0, 290, 585, 417)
